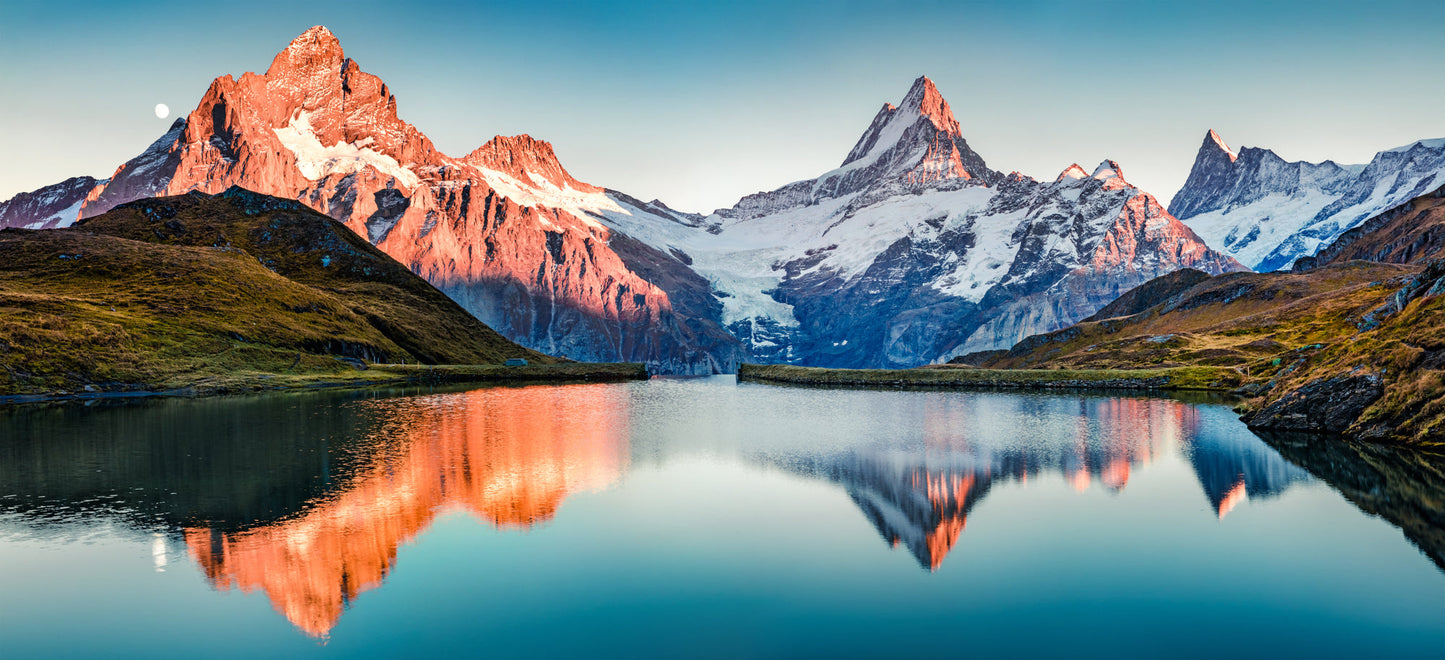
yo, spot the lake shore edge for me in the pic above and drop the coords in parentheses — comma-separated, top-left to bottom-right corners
(736, 363, 1237, 391)
(0, 362, 650, 406)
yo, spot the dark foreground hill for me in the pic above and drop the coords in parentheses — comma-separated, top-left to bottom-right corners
(0, 187, 554, 397)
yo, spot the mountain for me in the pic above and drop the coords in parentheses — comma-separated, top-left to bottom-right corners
(0, 188, 550, 396)
(0, 28, 1241, 371)
(1293, 183, 1445, 270)
(0, 176, 106, 229)
(2, 26, 743, 374)
(1169, 131, 1445, 272)
(606, 77, 1244, 368)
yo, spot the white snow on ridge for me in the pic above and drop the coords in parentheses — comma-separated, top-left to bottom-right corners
(1183, 189, 1336, 270)
(472, 166, 621, 231)
(841, 104, 921, 173)
(1384, 137, 1445, 153)
(273, 111, 420, 189)
(598, 183, 1006, 328)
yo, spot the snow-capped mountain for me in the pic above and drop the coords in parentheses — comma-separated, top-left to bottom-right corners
(602, 77, 1244, 368)
(0, 176, 106, 230)
(1170, 130, 1445, 272)
(0, 29, 1240, 371)
(1, 26, 744, 374)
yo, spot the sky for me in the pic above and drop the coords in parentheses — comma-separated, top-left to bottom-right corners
(1, 0, 1442, 213)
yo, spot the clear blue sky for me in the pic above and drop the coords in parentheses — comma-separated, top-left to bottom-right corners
(2, 0, 1441, 212)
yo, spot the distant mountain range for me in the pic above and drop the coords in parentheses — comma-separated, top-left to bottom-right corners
(2, 25, 1440, 372)
(1171, 131, 1445, 272)
(975, 180, 1445, 443)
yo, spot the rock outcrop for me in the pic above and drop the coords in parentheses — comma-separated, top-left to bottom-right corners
(1245, 373, 1386, 433)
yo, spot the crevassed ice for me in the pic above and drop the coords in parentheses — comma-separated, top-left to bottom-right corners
(273, 111, 420, 189)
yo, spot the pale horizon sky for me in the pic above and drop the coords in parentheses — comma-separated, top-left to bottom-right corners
(2, 0, 1442, 213)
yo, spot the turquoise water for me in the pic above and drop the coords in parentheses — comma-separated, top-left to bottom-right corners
(1, 376, 1441, 658)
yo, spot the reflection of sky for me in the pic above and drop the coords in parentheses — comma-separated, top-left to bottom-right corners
(1, 377, 1442, 657)
(3, 1, 1443, 211)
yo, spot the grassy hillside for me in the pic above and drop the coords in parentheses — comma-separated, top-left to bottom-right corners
(976, 260, 1445, 445)
(0, 188, 558, 397)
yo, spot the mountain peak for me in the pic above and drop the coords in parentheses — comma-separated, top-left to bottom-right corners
(839, 75, 980, 176)
(1092, 159, 1125, 182)
(900, 75, 960, 134)
(465, 134, 599, 192)
(1206, 129, 1238, 162)
(1057, 163, 1090, 182)
(267, 26, 345, 78)
(290, 25, 340, 51)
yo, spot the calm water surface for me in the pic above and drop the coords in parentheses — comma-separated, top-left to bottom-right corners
(1, 376, 1442, 658)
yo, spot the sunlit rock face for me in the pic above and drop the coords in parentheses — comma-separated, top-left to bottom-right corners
(182, 384, 630, 638)
(1170, 130, 1445, 272)
(52, 26, 744, 374)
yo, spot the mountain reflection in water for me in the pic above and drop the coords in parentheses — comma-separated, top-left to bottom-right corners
(764, 396, 1312, 570)
(184, 385, 629, 637)
(0, 379, 1440, 642)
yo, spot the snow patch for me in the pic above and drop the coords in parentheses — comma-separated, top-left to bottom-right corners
(1384, 137, 1445, 153)
(473, 165, 621, 230)
(273, 111, 420, 188)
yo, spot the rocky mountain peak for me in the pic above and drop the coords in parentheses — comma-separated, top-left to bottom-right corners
(266, 25, 345, 80)
(899, 75, 961, 134)
(1057, 163, 1090, 182)
(1207, 129, 1238, 162)
(1092, 159, 1126, 183)
(465, 134, 599, 192)
(827, 75, 997, 195)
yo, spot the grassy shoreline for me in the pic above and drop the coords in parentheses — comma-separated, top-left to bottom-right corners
(736, 363, 1240, 391)
(0, 362, 649, 405)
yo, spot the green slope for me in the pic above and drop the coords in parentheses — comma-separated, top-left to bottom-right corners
(0, 187, 554, 397)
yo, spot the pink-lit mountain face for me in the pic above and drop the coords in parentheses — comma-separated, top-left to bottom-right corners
(51, 27, 744, 373)
(1, 28, 1244, 370)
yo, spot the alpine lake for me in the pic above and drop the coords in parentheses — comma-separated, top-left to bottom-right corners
(1, 376, 1442, 658)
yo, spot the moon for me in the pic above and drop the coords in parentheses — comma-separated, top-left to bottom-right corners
(154, 103, 169, 119)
